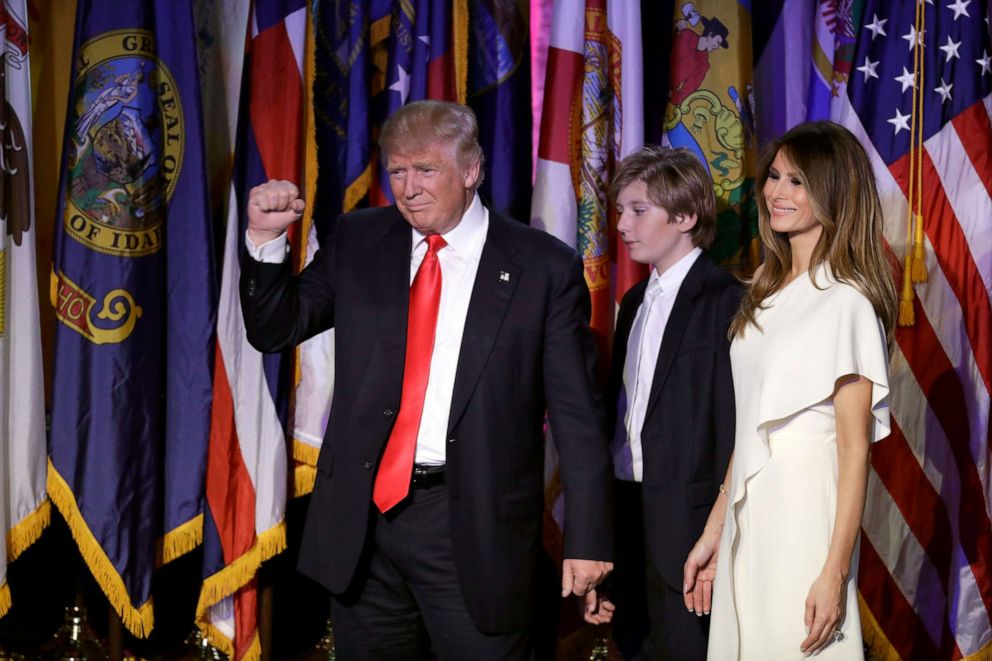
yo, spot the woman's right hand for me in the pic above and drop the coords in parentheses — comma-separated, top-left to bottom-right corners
(683, 528, 721, 616)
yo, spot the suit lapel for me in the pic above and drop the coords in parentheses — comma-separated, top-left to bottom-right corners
(447, 212, 520, 434)
(643, 255, 709, 420)
(374, 210, 415, 369)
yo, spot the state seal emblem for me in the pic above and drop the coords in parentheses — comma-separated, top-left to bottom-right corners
(64, 29, 183, 257)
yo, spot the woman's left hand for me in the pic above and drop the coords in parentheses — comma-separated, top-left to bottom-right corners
(800, 568, 845, 656)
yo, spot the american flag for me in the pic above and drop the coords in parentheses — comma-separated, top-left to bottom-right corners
(833, 0, 992, 657)
(198, 1, 304, 657)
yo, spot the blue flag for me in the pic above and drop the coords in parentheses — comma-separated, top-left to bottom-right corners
(469, 0, 531, 221)
(49, 0, 215, 636)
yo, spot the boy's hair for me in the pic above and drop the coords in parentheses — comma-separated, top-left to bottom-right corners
(609, 145, 717, 249)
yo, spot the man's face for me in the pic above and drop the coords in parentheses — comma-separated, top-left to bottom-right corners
(386, 142, 480, 235)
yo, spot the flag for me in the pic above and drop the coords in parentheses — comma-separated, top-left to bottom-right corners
(833, 0, 992, 657)
(468, 0, 532, 221)
(47, 0, 215, 636)
(291, 1, 326, 498)
(0, 0, 48, 619)
(661, 0, 757, 271)
(297, 0, 391, 495)
(606, 0, 645, 306)
(531, 0, 644, 562)
(299, 0, 464, 496)
(805, 0, 860, 122)
(371, 0, 463, 206)
(530, 0, 554, 182)
(198, 0, 306, 657)
(532, 0, 644, 361)
(751, 0, 816, 141)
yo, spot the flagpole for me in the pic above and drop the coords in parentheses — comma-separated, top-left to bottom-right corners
(107, 609, 123, 661)
(260, 569, 274, 661)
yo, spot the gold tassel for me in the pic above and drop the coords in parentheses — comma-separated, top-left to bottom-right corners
(899, 295, 915, 327)
(898, 250, 915, 327)
(911, 213, 928, 283)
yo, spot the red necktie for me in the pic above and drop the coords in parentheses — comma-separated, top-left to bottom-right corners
(373, 234, 446, 513)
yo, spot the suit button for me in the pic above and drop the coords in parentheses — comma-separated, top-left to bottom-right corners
(247, 279, 256, 296)
(383, 408, 394, 417)
(447, 438, 456, 444)
(363, 460, 373, 471)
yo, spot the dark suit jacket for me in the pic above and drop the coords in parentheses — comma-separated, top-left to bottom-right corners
(240, 205, 613, 634)
(607, 253, 742, 590)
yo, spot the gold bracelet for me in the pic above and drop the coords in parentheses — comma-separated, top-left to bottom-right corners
(718, 483, 729, 496)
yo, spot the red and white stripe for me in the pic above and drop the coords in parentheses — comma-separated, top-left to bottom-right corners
(198, 3, 305, 658)
(834, 93, 992, 658)
(531, 0, 583, 248)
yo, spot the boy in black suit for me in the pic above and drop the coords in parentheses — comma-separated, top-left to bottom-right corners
(589, 146, 742, 660)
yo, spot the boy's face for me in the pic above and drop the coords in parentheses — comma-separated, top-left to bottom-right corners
(616, 180, 697, 274)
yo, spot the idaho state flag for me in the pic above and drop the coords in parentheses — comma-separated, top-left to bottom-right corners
(48, 0, 215, 637)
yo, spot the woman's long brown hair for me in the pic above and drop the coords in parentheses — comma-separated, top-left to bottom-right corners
(730, 121, 897, 341)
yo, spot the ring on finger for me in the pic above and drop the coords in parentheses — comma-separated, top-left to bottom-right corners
(831, 629, 844, 642)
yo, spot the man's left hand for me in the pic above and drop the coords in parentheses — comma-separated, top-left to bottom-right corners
(561, 559, 613, 597)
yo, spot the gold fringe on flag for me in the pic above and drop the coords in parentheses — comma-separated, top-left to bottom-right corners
(204, 626, 260, 661)
(195, 521, 287, 651)
(293, 439, 320, 466)
(291, 2, 320, 396)
(300, 2, 319, 276)
(343, 163, 372, 214)
(195, 522, 288, 616)
(293, 464, 317, 498)
(0, 582, 10, 618)
(962, 638, 992, 660)
(453, 0, 469, 105)
(199, 620, 235, 658)
(47, 461, 155, 637)
(243, 632, 261, 661)
(158, 514, 203, 566)
(6, 499, 51, 562)
(289, 7, 327, 502)
(858, 593, 902, 661)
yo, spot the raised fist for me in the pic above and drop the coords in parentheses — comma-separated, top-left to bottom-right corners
(247, 179, 305, 245)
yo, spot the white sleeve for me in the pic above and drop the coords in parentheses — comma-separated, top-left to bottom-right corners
(244, 231, 289, 263)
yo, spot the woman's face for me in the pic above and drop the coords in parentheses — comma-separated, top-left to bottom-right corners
(763, 150, 821, 242)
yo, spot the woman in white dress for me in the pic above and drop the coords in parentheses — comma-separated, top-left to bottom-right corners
(681, 121, 898, 659)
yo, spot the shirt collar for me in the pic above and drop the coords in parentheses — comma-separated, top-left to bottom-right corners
(412, 193, 487, 256)
(650, 246, 702, 295)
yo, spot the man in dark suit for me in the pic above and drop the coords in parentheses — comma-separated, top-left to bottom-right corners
(589, 146, 742, 660)
(240, 100, 613, 659)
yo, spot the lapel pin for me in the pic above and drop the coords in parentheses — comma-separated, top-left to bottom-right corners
(499, 271, 511, 283)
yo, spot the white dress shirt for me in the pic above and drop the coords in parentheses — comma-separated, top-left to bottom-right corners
(615, 247, 702, 481)
(245, 194, 489, 466)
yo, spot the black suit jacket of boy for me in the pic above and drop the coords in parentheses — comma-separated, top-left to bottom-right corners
(607, 253, 743, 589)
